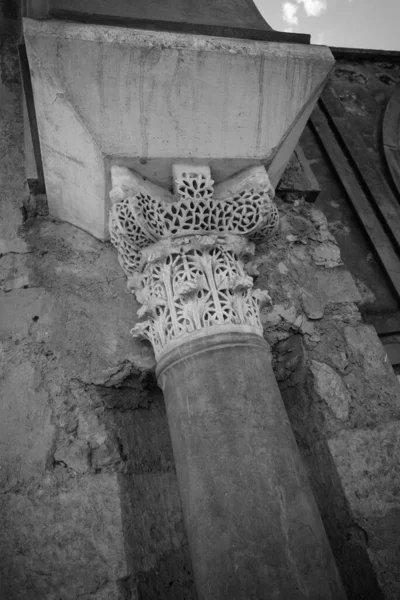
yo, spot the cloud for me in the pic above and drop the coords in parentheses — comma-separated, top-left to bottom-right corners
(283, 27, 294, 32)
(282, 2, 299, 26)
(282, 0, 327, 28)
(315, 31, 325, 44)
(297, 0, 327, 17)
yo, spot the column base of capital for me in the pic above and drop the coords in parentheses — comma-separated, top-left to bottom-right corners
(156, 323, 266, 379)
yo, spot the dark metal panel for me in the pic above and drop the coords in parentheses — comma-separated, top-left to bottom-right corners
(18, 42, 46, 194)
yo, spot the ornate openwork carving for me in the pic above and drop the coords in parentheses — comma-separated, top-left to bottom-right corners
(109, 165, 278, 359)
(128, 235, 271, 357)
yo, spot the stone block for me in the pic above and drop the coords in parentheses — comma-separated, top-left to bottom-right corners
(0, 473, 127, 599)
(328, 422, 400, 518)
(310, 360, 350, 421)
(312, 242, 343, 268)
(24, 18, 334, 239)
(302, 439, 393, 600)
(0, 357, 55, 489)
(314, 268, 362, 304)
(54, 439, 91, 474)
(328, 422, 400, 599)
(342, 325, 400, 425)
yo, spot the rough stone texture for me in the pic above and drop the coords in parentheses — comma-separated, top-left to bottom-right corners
(296, 62, 400, 599)
(310, 360, 350, 421)
(328, 423, 400, 600)
(24, 17, 334, 238)
(261, 195, 400, 599)
(0, 212, 197, 598)
(0, 23, 196, 600)
(312, 269, 361, 304)
(1, 474, 126, 599)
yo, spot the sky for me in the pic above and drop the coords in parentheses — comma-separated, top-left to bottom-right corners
(254, 0, 400, 51)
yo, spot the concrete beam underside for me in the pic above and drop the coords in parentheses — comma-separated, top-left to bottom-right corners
(24, 18, 334, 239)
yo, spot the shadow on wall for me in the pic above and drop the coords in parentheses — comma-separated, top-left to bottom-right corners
(1, 0, 18, 20)
(277, 334, 385, 600)
(88, 371, 198, 599)
(95, 332, 384, 600)
(302, 441, 384, 600)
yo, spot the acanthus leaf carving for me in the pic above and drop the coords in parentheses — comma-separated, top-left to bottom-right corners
(109, 164, 279, 359)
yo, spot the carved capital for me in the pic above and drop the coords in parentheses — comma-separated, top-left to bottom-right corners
(109, 165, 278, 359)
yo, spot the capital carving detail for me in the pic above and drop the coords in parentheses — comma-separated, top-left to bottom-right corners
(109, 165, 278, 359)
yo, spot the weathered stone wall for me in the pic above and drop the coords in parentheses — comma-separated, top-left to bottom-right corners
(0, 21, 196, 600)
(259, 193, 400, 600)
(2, 5, 400, 596)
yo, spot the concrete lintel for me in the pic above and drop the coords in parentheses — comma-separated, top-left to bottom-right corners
(24, 18, 334, 240)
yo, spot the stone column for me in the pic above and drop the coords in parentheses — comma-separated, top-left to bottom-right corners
(109, 164, 346, 599)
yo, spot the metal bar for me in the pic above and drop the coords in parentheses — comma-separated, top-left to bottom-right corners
(18, 42, 46, 195)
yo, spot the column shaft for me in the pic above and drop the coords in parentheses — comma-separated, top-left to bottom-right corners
(157, 328, 346, 600)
